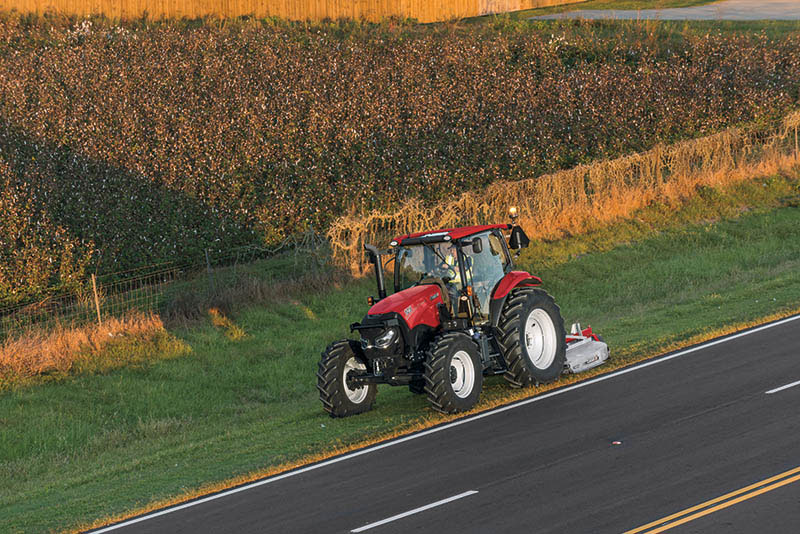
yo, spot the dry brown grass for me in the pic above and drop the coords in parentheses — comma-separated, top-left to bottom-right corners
(786, 110, 800, 154)
(0, 262, 342, 387)
(207, 308, 247, 340)
(0, 313, 166, 387)
(328, 119, 800, 274)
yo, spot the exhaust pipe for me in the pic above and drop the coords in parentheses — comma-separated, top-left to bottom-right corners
(364, 244, 387, 300)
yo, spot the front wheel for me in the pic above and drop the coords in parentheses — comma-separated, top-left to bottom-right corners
(423, 332, 483, 414)
(497, 288, 566, 387)
(317, 340, 376, 417)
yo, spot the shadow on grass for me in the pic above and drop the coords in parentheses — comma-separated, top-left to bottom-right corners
(0, 119, 259, 304)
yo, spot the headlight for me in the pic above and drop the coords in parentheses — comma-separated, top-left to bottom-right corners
(374, 328, 398, 349)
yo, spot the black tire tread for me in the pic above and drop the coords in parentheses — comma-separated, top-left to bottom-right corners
(408, 377, 426, 395)
(496, 288, 566, 388)
(317, 340, 376, 418)
(423, 332, 482, 414)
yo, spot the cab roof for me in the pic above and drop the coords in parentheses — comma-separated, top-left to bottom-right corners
(392, 224, 510, 246)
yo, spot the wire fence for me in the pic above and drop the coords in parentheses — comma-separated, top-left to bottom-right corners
(0, 228, 329, 341)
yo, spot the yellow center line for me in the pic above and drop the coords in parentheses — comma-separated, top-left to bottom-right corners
(646, 473, 800, 534)
(624, 466, 800, 534)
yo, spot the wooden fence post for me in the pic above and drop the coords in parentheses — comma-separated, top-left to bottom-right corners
(205, 249, 216, 294)
(91, 274, 102, 326)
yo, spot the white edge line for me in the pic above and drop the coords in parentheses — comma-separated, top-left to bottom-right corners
(766, 379, 800, 394)
(350, 490, 478, 533)
(88, 313, 800, 533)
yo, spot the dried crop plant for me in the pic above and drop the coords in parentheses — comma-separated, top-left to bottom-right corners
(328, 122, 800, 273)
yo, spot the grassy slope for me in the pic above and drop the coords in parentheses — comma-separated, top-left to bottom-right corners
(1, 172, 800, 533)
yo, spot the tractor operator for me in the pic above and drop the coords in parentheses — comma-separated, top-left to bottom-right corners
(437, 242, 463, 313)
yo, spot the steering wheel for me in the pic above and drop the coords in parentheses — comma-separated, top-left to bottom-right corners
(438, 263, 457, 282)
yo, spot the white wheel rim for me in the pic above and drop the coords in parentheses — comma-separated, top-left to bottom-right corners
(343, 356, 368, 404)
(450, 350, 475, 399)
(524, 309, 557, 370)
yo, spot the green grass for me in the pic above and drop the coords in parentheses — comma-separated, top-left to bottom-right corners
(2, 173, 800, 533)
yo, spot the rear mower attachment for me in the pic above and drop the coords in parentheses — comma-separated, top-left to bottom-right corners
(563, 323, 609, 374)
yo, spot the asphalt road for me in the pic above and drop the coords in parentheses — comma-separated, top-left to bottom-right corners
(90, 315, 800, 534)
(533, 0, 800, 20)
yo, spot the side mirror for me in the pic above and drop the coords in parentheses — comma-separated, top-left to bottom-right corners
(509, 225, 530, 249)
(472, 237, 483, 254)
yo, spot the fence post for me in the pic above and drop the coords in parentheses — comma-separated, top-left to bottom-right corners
(795, 125, 798, 157)
(309, 224, 318, 272)
(205, 249, 216, 294)
(91, 274, 102, 326)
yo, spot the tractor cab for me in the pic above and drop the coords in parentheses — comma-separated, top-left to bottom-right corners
(391, 225, 513, 322)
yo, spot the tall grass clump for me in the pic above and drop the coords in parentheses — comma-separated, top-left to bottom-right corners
(1, 15, 799, 302)
(0, 313, 185, 389)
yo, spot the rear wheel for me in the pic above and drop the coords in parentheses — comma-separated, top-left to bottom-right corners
(497, 288, 566, 387)
(423, 332, 483, 414)
(317, 340, 376, 417)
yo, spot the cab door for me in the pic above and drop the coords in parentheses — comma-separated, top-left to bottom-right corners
(462, 231, 508, 320)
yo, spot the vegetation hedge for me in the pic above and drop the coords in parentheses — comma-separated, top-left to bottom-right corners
(1, 16, 799, 304)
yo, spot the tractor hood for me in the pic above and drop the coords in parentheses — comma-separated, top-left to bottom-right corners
(367, 284, 444, 330)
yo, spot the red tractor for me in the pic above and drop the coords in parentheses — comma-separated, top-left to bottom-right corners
(318, 211, 609, 417)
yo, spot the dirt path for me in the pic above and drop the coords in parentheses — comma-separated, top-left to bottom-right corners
(532, 0, 800, 20)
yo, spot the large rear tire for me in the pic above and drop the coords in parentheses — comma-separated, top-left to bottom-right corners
(423, 332, 483, 414)
(497, 288, 566, 387)
(317, 340, 377, 417)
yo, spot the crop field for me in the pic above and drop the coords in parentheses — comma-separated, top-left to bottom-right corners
(2, 16, 800, 304)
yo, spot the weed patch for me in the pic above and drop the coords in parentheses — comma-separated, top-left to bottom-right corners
(0, 313, 189, 390)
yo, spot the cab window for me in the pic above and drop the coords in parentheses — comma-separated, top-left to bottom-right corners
(463, 231, 507, 319)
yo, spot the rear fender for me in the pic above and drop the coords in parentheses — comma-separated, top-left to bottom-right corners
(488, 271, 542, 328)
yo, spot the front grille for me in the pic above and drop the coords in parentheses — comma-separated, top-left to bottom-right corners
(358, 327, 385, 346)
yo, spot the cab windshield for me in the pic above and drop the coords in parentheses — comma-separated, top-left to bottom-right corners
(394, 242, 460, 293)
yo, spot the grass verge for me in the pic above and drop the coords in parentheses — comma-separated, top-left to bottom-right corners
(1, 172, 800, 533)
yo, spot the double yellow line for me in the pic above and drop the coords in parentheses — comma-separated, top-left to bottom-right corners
(624, 465, 800, 534)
